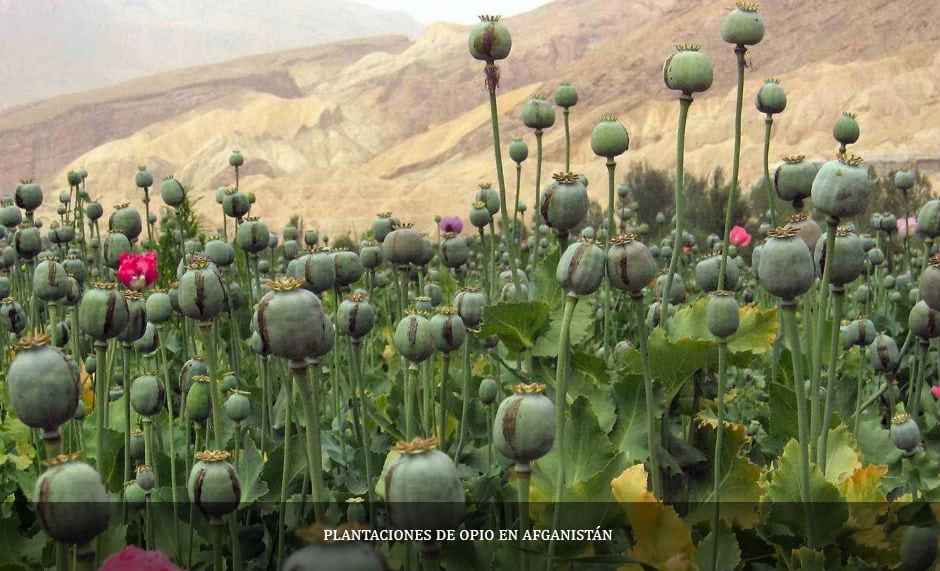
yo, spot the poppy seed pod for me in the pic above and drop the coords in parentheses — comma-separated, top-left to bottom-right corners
(890, 413, 921, 454)
(229, 150, 244, 168)
(103, 232, 131, 269)
(655, 274, 687, 305)
(811, 155, 871, 220)
(508, 138, 528, 164)
(430, 307, 466, 353)
(695, 255, 740, 293)
(479, 378, 498, 405)
(917, 200, 940, 239)
(109, 202, 142, 242)
(178, 256, 227, 322)
(895, 169, 916, 192)
(814, 227, 865, 287)
(468, 15, 511, 62)
(253, 277, 334, 361)
(0, 298, 27, 334)
(337, 292, 376, 340)
(130, 374, 164, 417)
(383, 225, 424, 266)
(14, 224, 41, 260)
(224, 390, 251, 423)
(415, 296, 434, 313)
(845, 319, 877, 347)
(84, 201, 103, 222)
(720, 0, 764, 45)
(186, 376, 212, 422)
(289, 250, 336, 294)
(134, 322, 158, 354)
(521, 96, 556, 130)
(607, 236, 654, 292)
(222, 189, 251, 220)
(541, 172, 589, 234)
(758, 226, 815, 300)
(372, 213, 394, 243)
(557, 239, 605, 296)
(454, 287, 487, 328)
(117, 291, 147, 344)
(8, 334, 80, 431)
(385, 438, 465, 531)
(393, 312, 434, 364)
(33, 258, 69, 302)
(440, 234, 471, 268)
(774, 155, 818, 208)
(146, 291, 173, 324)
(833, 112, 860, 146)
(283, 542, 388, 571)
(134, 165, 153, 189)
(334, 249, 364, 287)
(34, 455, 110, 545)
(63, 252, 85, 285)
(79, 282, 129, 341)
(475, 184, 500, 216)
(160, 176, 186, 208)
(15, 180, 43, 212)
(188, 450, 241, 520)
(469, 201, 492, 229)
(920, 255, 940, 312)
(554, 83, 578, 108)
(786, 212, 822, 253)
(303, 229, 319, 248)
(663, 44, 714, 95)
(900, 526, 938, 571)
(236, 217, 269, 254)
(909, 301, 940, 341)
(591, 116, 629, 159)
(707, 291, 740, 339)
(756, 79, 787, 115)
(0, 277, 10, 300)
(493, 383, 555, 466)
(136, 464, 156, 492)
(0, 201, 22, 228)
(359, 241, 382, 269)
(204, 239, 235, 267)
(868, 334, 899, 373)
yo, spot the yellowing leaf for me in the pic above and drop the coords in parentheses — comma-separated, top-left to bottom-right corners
(611, 464, 695, 571)
(822, 425, 861, 485)
(81, 363, 95, 412)
(840, 464, 888, 528)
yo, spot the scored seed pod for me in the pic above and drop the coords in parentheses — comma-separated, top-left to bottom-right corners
(0, 298, 27, 334)
(14, 224, 42, 260)
(707, 291, 740, 339)
(868, 334, 900, 373)
(385, 438, 465, 531)
(393, 312, 434, 364)
(440, 234, 471, 268)
(756, 78, 787, 115)
(253, 277, 334, 362)
(7, 333, 80, 431)
(521, 95, 556, 130)
(79, 282, 129, 341)
(334, 249, 364, 287)
(468, 15, 511, 62)
(290, 250, 336, 295)
(103, 232, 131, 269)
(811, 154, 871, 220)
(222, 188, 251, 220)
(920, 255, 940, 312)
(117, 291, 147, 344)
(557, 239, 605, 296)
(909, 301, 940, 341)
(475, 183, 500, 216)
(663, 44, 714, 95)
(720, 0, 764, 45)
(590, 116, 629, 159)
(493, 383, 554, 466)
(188, 450, 241, 519)
(337, 292, 376, 340)
(430, 307, 466, 353)
(109, 202, 142, 242)
(774, 155, 818, 209)
(186, 376, 212, 422)
(759, 226, 815, 300)
(814, 227, 865, 286)
(33, 258, 69, 302)
(237, 217, 269, 254)
(134, 323, 159, 354)
(891, 412, 921, 455)
(845, 319, 877, 347)
(224, 390, 251, 423)
(382, 225, 424, 266)
(833, 112, 860, 147)
(63, 251, 86, 285)
(283, 540, 388, 571)
(454, 287, 487, 328)
(130, 374, 165, 417)
(35, 455, 110, 545)
(178, 256, 227, 322)
(695, 255, 739, 293)
(541, 172, 589, 235)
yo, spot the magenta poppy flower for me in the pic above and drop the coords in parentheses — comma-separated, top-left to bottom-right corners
(439, 216, 463, 234)
(897, 216, 918, 239)
(729, 225, 752, 248)
(117, 251, 158, 291)
(100, 546, 181, 571)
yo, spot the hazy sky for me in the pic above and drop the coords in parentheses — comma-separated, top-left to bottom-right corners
(356, 0, 553, 24)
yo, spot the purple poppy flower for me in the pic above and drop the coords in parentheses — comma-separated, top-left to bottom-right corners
(439, 216, 464, 234)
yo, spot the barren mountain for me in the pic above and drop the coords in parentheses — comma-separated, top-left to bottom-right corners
(1, 0, 938, 235)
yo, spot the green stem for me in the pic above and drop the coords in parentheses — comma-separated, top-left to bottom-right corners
(604, 159, 616, 360)
(405, 364, 417, 440)
(762, 115, 777, 227)
(517, 466, 531, 571)
(661, 95, 693, 327)
(350, 341, 375, 521)
(533, 130, 544, 274)
(200, 323, 225, 448)
(276, 374, 293, 566)
(711, 342, 728, 571)
(122, 344, 132, 523)
(717, 46, 747, 292)
(634, 296, 663, 497)
(810, 219, 839, 452)
(563, 109, 571, 172)
(295, 363, 325, 521)
(513, 163, 522, 247)
(455, 338, 473, 461)
(212, 520, 225, 571)
(818, 288, 844, 472)
(156, 325, 180, 560)
(439, 353, 450, 449)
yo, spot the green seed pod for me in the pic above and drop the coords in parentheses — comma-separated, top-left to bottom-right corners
(130, 374, 164, 417)
(541, 172, 588, 234)
(557, 239, 605, 296)
(521, 96, 556, 130)
(15, 180, 43, 212)
(8, 334, 80, 430)
(302, 229, 319, 248)
(833, 112, 860, 146)
(720, 1, 764, 46)
(79, 282, 129, 341)
(188, 450, 241, 520)
(146, 291, 173, 324)
(393, 313, 434, 363)
(414, 296, 433, 313)
(493, 383, 555, 466)
(289, 251, 336, 294)
(891, 412, 921, 454)
(853, 284, 871, 305)
(229, 150, 244, 168)
(102, 232, 131, 269)
(868, 334, 899, 372)
(895, 171, 916, 193)
(845, 319, 877, 347)
(508, 138, 528, 164)
(707, 291, 740, 339)
(14, 224, 42, 260)
(554, 83, 578, 108)
(916, 200, 940, 239)
(591, 116, 629, 159)
(755, 79, 786, 115)
(385, 438, 465, 531)
(694, 255, 739, 293)
(359, 241, 382, 269)
(920, 256, 940, 312)
(253, 278, 335, 361)
(382, 226, 424, 266)
(67, 170, 82, 188)
(334, 249, 364, 287)
(134, 165, 153, 189)
(0, 277, 9, 299)
(283, 541, 388, 571)
(758, 226, 815, 300)
(134, 323, 159, 354)
(430, 307, 466, 353)
(236, 217, 269, 254)
(814, 227, 865, 287)
(160, 176, 186, 208)
(372, 213, 394, 243)
(868, 247, 885, 266)
(774, 155, 818, 208)
(440, 234, 471, 268)
(117, 291, 147, 344)
(220, 371, 238, 392)
(205, 239, 235, 267)
(786, 212, 822, 253)
(0, 298, 27, 334)
(884, 275, 897, 290)
(222, 189, 251, 221)
(84, 201, 103, 221)
(468, 15, 511, 62)
(48, 222, 75, 245)
(880, 214, 897, 233)
(337, 292, 376, 340)
(475, 183, 500, 216)
(424, 283, 443, 307)
(479, 378, 498, 405)
(178, 256, 227, 321)
(909, 301, 940, 341)
(889, 290, 903, 303)
(33, 258, 69, 302)
(0, 246, 15, 270)
(136, 464, 156, 492)
(224, 390, 251, 423)
(900, 526, 938, 571)
(811, 155, 871, 220)
(186, 376, 212, 422)
(62, 251, 85, 285)
(34, 455, 110, 545)
(108, 202, 142, 242)
(0, 201, 22, 228)
(663, 44, 714, 95)
(469, 201, 492, 229)
(454, 287, 487, 328)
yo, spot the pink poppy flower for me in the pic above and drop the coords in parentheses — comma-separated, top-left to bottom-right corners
(729, 225, 752, 248)
(117, 251, 158, 291)
(439, 216, 463, 234)
(897, 216, 918, 239)
(100, 546, 181, 571)
(931, 386, 940, 399)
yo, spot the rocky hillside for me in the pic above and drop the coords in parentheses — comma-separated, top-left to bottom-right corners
(1, 0, 938, 234)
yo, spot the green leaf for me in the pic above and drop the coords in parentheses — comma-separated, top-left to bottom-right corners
(480, 302, 551, 353)
(694, 523, 741, 571)
(610, 370, 653, 465)
(237, 437, 269, 507)
(667, 297, 779, 355)
(768, 381, 798, 453)
(261, 433, 307, 502)
(856, 411, 902, 466)
(568, 352, 615, 433)
(822, 425, 861, 485)
(81, 417, 125, 493)
(532, 300, 594, 357)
